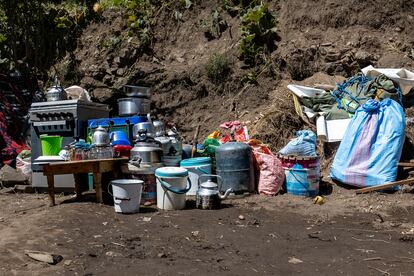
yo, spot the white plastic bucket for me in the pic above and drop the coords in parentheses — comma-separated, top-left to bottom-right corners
(180, 157, 212, 195)
(163, 155, 182, 167)
(110, 179, 143, 213)
(155, 167, 191, 210)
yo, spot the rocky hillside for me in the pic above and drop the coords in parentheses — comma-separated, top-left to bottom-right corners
(52, 0, 414, 151)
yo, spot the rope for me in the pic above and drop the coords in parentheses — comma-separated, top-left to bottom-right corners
(331, 74, 371, 113)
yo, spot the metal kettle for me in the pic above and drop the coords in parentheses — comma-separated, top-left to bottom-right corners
(46, 76, 67, 102)
(92, 126, 110, 146)
(196, 175, 232, 210)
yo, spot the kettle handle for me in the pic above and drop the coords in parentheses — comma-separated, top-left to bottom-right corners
(198, 174, 223, 189)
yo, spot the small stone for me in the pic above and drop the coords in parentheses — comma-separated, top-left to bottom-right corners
(143, 217, 152, 222)
(238, 215, 245, 220)
(157, 252, 167, 258)
(394, 26, 403, 33)
(321, 42, 332, 47)
(191, 231, 199, 237)
(63, 260, 72, 266)
(105, 251, 117, 257)
(113, 56, 121, 64)
(116, 68, 125, 76)
(288, 257, 303, 264)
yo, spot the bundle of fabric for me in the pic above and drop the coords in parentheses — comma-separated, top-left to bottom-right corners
(300, 73, 403, 120)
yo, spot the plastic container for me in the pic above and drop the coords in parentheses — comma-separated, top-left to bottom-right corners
(110, 179, 143, 213)
(40, 135, 63, 156)
(280, 155, 320, 196)
(180, 157, 212, 195)
(215, 142, 254, 193)
(155, 167, 191, 210)
(113, 145, 133, 158)
(110, 131, 131, 146)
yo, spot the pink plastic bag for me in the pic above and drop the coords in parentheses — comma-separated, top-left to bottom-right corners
(251, 144, 285, 195)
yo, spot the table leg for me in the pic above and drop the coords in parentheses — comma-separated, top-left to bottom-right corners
(93, 173, 103, 203)
(46, 174, 56, 206)
(74, 173, 83, 199)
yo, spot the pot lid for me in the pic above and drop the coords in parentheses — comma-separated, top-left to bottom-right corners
(200, 180, 218, 189)
(180, 157, 211, 167)
(95, 126, 108, 132)
(117, 97, 136, 102)
(155, 167, 188, 178)
(134, 140, 161, 148)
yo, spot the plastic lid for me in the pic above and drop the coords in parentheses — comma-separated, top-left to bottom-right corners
(155, 167, 188, 178)
(180, 157, 212, 167)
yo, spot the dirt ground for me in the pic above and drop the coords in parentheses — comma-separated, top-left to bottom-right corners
(1, 184, 414, 276)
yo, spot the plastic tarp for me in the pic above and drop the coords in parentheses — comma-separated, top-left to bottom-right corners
(330, 98, 405, 187)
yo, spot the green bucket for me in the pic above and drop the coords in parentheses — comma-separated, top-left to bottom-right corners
(40, 135, 63, 156)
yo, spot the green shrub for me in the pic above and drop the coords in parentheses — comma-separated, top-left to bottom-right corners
(223, 0, 260, 16)
(127, 0, 153, 49)
(239, 2, 276, 65)
(99, 0, 130, 10)
(202, 9, 228, 40)
(206, 53, 231, 83)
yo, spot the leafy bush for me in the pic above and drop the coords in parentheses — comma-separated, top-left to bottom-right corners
(239, 2, 276, 65)
(206, 53, 231, 83)
(99, 0, 130, 10)
(223, 0, 260, 16)
(127, 0, 154, 49)
(202, 9, 228, 40)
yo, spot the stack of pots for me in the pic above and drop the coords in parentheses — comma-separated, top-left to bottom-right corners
(118, 85, 151, 117)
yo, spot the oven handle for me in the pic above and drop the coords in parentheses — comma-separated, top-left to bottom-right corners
(33, 120, 68, 127)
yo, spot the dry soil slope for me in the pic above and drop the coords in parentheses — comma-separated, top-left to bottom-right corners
(58, 0, 414, 150)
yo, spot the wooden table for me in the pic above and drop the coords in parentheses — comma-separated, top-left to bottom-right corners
(43, 158, 128, 206)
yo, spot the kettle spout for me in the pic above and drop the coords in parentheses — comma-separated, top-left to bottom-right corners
(219, 188, 233, 200)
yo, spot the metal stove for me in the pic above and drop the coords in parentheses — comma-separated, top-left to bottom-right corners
(30, 100, 109, 190)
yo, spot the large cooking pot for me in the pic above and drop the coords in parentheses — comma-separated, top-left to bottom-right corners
(124, 85, 151, 99)
(131, 140, 163, 164)
(118, 97, 151, 116)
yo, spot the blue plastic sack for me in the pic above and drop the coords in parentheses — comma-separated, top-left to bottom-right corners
(330, 98, 405, 188)
(279, 130, 317, 156)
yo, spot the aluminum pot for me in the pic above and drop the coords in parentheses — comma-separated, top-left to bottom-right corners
(133, 122, 155, 138)
(130, 140, 163, 165)
(118, 97, 151, 116)
(124, 85, 151, 99)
